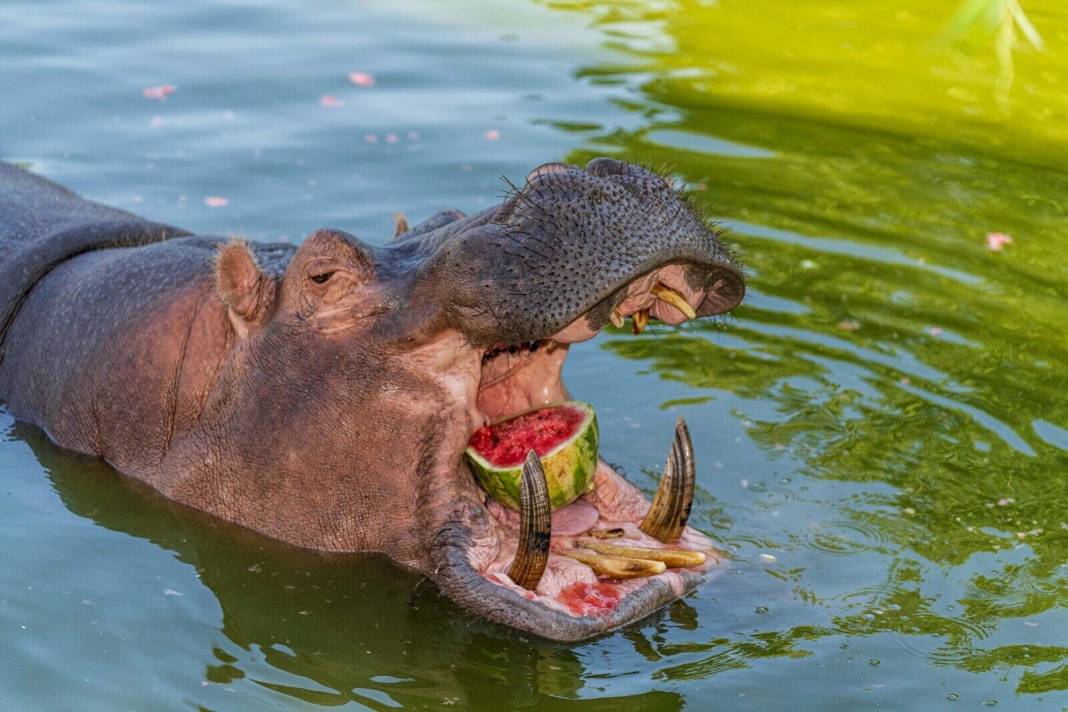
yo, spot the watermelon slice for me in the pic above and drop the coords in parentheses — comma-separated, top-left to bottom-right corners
(466, 401, 599, 511)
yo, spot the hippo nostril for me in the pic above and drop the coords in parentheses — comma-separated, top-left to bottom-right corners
(585, 157, 630, 177)
(525, 162, 573, 184)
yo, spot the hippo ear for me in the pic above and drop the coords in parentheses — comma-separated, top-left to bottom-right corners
(215, 240, 276, 334)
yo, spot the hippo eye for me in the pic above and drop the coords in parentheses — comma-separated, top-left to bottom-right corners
(310, 271, 335, 284)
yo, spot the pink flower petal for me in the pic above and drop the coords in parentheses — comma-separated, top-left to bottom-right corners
(385, 133, 399, 144)
(348, 72, 375, 88)
(142, 84, 176, 101)
(204, 196, 229, 208)
(928, 326, 944, 337)
(484, 129, 501, 141)
(320, 94, 344, 108)
(986, 232, 1013, 251)
(364, 133, 379, 144)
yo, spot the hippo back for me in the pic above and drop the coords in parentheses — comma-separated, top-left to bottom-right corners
(0, 161, 189, 359)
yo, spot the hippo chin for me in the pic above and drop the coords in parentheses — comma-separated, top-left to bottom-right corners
(0, 158, 744, 641)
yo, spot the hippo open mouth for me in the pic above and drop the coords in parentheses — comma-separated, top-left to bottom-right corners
(425, 159, 745, 640)
(0, 156, 744, 643)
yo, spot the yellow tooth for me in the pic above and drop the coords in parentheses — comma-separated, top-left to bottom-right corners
(393, 212, 410, 238)
(651, 283, 697, 320)
(609, 308, 625, 329)
(632, 308, 648, 335)
(577, 540, 706, 568)
(587, 527, 626, 539)
(564, 549, 666, 579)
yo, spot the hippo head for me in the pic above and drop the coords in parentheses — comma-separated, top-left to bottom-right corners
(210, 158, 744, 641)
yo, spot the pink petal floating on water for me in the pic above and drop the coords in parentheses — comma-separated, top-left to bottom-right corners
(348, 71, 376, 87)
(142, 84, 176, 100)
(204, 196, 229, 208)
(149, 115, 165, 128)
(986, 232, 1013, 251)
(364, 133, 379, 144)
(484, 129, 501, 141)
(928, 326, 944, 337)
(385, 133, 399, 144)
(320, 94, 344, 108)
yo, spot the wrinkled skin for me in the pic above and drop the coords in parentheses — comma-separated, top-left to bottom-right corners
(0, 158, 744, 641)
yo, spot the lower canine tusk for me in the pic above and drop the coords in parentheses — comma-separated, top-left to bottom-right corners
(639, 417, 696, 543)
(507, 450, 552, 590)
(651, 283, 697, 320)
(610, 308, 625, 329)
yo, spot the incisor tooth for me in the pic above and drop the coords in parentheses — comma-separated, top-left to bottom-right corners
(651, 283, 697, 320)
(393, 212, 409, 238)
(588, 527, 626, 539)
(577, 540, 706, 568)
(564, 549, 666, 579)
(632, 308, 648, 335)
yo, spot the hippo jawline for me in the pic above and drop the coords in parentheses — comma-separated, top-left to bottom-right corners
(431, 260, 739, 643)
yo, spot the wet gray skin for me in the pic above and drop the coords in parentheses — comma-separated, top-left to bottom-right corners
(0, 157, 744, 641)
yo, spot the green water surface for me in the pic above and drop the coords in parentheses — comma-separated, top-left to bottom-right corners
(2, 0, 1067, 709)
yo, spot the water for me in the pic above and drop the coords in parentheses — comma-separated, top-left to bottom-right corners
(3, 0, 1068, 708)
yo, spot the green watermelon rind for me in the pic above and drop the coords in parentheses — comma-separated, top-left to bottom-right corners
(465, 401, 599, 511)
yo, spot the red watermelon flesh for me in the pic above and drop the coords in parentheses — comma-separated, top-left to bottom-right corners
(469, 404, 586, 467)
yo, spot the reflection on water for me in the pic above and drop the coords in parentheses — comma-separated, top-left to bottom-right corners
(3, 0, 1068, 708)
(558, 0, 1068, 706)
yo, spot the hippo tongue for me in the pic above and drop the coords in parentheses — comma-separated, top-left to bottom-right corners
(551, 499, 600, 536)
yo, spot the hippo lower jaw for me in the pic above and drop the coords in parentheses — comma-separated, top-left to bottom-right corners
(430, 261, 735, 641)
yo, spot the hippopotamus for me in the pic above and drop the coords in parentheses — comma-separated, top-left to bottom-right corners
(0, 158, 744, 641)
